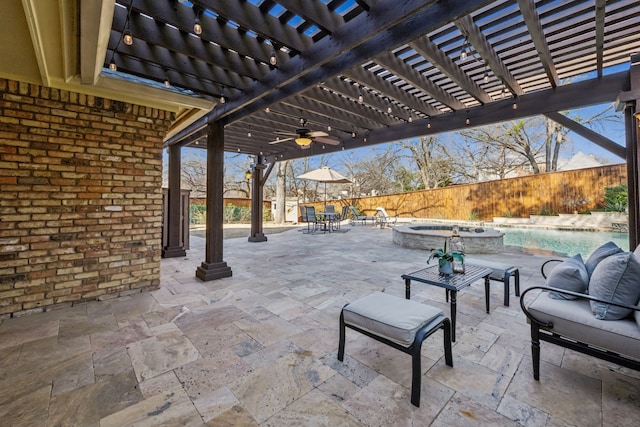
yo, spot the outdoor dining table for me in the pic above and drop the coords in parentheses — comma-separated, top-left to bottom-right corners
(401, 264, 492, 342)
(316, 212, 338, 232)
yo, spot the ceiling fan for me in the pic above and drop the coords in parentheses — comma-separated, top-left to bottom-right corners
(269, 119, 340, 149)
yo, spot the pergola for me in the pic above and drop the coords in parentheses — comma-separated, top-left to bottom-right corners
(3, 0, 640, 281)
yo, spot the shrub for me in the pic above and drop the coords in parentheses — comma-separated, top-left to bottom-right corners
(190, 204, 206, 224)
(604, 184, 627, 212)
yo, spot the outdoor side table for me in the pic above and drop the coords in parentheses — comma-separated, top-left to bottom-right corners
(401, 264, 492, 342)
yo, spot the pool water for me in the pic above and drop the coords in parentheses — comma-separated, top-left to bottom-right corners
(496, 228, 630, 257)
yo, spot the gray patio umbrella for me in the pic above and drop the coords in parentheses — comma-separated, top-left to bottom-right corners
(297, 166, 352, 210)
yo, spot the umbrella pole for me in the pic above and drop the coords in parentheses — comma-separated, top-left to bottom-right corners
(324, 183, 327, 211)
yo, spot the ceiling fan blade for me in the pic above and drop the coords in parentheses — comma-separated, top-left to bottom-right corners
(307, 131, 328, 137)
(274, 131, 296, 135)
(269, 137, 294, 144)
(314, 136, 340, 145)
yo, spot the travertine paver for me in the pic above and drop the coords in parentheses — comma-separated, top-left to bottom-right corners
(0, 224, 638, 425)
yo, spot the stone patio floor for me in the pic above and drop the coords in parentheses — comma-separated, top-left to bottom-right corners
(1, 224, 639, 426)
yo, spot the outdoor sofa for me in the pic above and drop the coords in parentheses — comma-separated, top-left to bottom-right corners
(520, 242, 640, 380)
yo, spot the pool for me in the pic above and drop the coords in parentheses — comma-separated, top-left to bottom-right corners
(496, 228, 630, 256)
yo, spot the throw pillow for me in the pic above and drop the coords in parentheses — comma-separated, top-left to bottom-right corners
(585, 241, 623, 277)
(546, 254, 589, 300)
(589, 252, 640, 320)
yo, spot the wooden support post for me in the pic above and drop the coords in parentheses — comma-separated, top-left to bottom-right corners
(625, 105, 639, 250)
(162, 144, 186, 258)
(626, 54, 640, 250)
(196, 121, 232, 281)
(248, 155, 268, 242)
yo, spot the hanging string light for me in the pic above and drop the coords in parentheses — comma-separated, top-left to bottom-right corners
(219, 86, 226, 104)
(269, 49, 277, 66)
(123, 31, 133, 46)
(193, 6, 203, 35)
(465, 111, 471, 125)
(122, 1, 134, 46)
(460, 38, 469, 61)
(164, 77, 170, 87)
(358, 91, 363, 103)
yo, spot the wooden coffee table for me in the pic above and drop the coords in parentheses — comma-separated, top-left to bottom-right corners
(401, 264, 492, 341)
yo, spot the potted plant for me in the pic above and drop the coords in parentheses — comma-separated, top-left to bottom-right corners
(428, 239, 464, 275)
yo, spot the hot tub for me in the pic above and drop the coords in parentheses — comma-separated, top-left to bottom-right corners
(392, 224, 504, 254)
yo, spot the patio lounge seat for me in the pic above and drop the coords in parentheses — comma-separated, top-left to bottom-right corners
(338, 292, 453, 407)
(520, 242, 640, 380)
(347, 206, 376, 225)
(375, 206, 397, 228)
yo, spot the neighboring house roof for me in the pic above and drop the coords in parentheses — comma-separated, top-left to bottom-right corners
(557, 151, 603, 171)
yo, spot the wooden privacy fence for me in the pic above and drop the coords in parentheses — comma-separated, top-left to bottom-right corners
(307, 164, 627, 221)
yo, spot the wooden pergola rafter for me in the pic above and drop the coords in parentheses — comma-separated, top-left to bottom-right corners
(98, 0, 640, 263)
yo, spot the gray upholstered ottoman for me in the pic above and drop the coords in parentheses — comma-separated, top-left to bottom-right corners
(338, 291, 453, 407)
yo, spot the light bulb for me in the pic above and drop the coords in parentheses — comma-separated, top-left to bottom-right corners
(123, 31, 133, 46)
(484, 72, 489, 83)
(408, 116, 413, 123)
(194, 19, 202, 35)
(109, 60, 117, 71)
(387, 106, 392, 114)
(327, 125, 331, 131)
(465, 117, 471, 125)
(265, 107, 270, 113)
(164, 78, 170, 87)
(351, 132, 356, 138)
(248, 132, 252, 137)
(269, 51, 277, 66)
(460, 50, 467, 61)
(512, 101, 518, 110)
(220, 95, 226, 104)
(358, 93, 363, 103)
(427, 121, 431, 129)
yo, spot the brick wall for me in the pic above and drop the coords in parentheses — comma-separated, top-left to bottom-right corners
(0, 78, 173, 317)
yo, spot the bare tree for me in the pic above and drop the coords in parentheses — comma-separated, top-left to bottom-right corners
(181, 153, 208, 197)
(274, 160, 288, 223)
(399, 136, 455, 189)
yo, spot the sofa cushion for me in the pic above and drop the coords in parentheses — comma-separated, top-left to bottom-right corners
(342, 292, 444, 346)
(546, 254, 589, 300)
(585, 241, 622, 277)
(589, 252, 640, 320)
(527, 292, 640, 360)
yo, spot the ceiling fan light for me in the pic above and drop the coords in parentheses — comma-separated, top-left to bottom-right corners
(295, 137, 312, 146)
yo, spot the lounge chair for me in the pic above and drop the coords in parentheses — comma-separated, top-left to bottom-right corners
(347, 206, 376, 226)
(375, 207, 397, 228)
